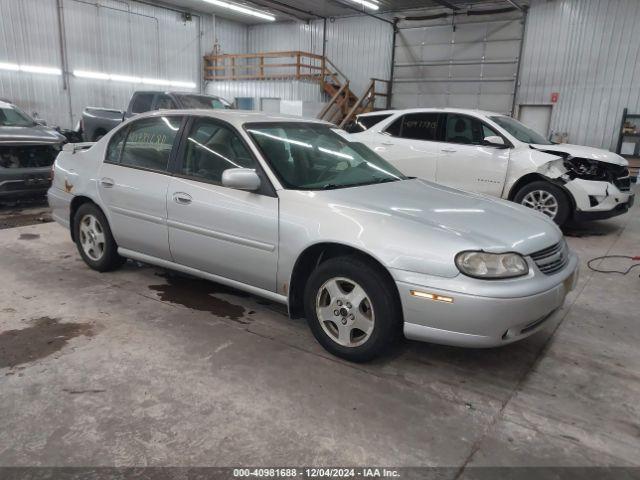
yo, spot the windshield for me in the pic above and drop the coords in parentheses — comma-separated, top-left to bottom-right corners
(490, 115, 551, 145)
(246, 122, 406, 190)
(178, 95, 231, 110)
(0, 106, 36, 127)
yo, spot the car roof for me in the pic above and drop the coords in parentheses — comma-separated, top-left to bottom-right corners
(357, 108, 505, 118)
(136, 109, 331, 129)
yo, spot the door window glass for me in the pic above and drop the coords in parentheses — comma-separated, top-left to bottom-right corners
(105, 127, 127, 164)
(154, 95, 177, 110)
(384, 113, 442, 141)
(130, 94, 154, 114)
(180, 119, 255, 184)
(445, 114, 501, 145)
(120, 116, 181, 172)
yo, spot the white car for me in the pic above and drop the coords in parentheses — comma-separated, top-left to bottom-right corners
(347, 108, 634, 225)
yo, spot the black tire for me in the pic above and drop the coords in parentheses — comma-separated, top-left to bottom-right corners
(513, 180, 571, 226)
(303, 255, 401, 362)
(73, 203, 125, 272)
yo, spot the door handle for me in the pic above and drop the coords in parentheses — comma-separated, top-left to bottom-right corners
(173, 192, 192, 205)
(381, 141, 394, 146)
(441, 148, 457, 153)
(100, 177, 115, 188)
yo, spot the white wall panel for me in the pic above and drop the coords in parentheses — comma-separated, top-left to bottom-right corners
(517, 0, 640, 150)
(0, 0, 67, 127)
(0, 0, 248, 129)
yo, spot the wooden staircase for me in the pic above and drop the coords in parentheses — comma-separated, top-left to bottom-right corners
(203, 50, 389, 128)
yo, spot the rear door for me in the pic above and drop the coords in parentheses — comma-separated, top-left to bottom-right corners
(435, 113, 509, 196)
(166, 117, 279, 291)
(97, 115, 183, 260)
(364, 112, 445, 180)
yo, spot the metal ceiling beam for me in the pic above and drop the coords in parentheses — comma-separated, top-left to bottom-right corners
(504, 0, 524, 11)
(431, 0, 460, 10)
(244, 0, 315, 21)
(328, 0, 395, 25)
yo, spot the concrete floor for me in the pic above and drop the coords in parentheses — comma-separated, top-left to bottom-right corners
(0, 188, 638, 470)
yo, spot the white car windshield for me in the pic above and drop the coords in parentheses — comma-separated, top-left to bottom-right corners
(490, 115, 552, 145)
(246, 122, 406, 190)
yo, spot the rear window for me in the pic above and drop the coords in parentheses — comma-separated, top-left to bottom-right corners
(344, 114, 392, 133)
(130, 94, 154, 114)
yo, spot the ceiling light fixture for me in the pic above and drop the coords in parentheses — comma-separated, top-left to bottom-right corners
(0, 62, 62, 75)
(202, 0, 275, 21)
(344, 0, 379, 11)
(74, 70, 196, 89)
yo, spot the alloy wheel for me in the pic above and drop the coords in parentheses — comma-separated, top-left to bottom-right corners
(521, 190, 559, 219)
(315, 277, 375, 348)
(79, 214, 106, 261)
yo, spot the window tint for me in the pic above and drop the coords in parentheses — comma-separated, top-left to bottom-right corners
(385, 113, 442, 141)
(154, 95, 177, 110)
(360, 114, 392, 129)
(179, 118, 254, 184)
(105, 127, 127, 164)
(445, 114, 500, 145)
(120, 116, 181, 172)
(130, 94, 154, 114)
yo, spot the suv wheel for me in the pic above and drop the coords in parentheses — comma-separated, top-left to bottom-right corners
(73, 203, 125, 272)
(304, 255, 400, 362)
(514, 181, 571, 226)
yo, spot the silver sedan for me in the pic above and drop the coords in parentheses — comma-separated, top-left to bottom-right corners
(49, 111, 578, 361)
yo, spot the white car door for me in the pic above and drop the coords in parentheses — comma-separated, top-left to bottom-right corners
(98, 115, 183, 260)
(356, 112, 445, 181)
(166, 117, 278, 292)
(435, 113, 510, 196)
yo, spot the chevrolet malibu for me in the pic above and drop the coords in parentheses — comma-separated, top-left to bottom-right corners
(49, 111, 578, 361)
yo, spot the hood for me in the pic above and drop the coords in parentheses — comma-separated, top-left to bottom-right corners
(319, 179, 562, 256)
(0, 125, 66, 145)
(531, 143, 628, 166)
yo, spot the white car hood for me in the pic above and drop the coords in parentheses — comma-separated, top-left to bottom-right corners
(531, 143, 628, 166)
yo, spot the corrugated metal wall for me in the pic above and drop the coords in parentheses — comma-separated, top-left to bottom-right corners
(517, 0, 640, 150)
(0, 0, 68, 127)
(0, 0, 248, 129)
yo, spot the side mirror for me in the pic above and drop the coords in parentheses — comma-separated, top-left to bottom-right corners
(222, 168, 261, 192)
(484, 135, 506, 147)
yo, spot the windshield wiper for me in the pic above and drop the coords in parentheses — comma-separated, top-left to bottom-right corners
(320, 183, 343, 190)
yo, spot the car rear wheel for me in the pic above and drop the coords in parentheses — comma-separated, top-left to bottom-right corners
(74, 203, 125, 272)
(304, 255, 400, 362)
(514, 181, 571, 226)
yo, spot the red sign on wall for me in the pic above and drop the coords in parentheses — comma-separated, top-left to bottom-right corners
(551, 92, 559, 103)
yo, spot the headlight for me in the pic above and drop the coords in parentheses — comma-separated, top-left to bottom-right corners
(455, 251, 529, 279)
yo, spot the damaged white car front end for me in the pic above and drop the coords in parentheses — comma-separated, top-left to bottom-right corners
(522, 144, 634, 221)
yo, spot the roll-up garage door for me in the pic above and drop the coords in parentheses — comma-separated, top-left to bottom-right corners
(391, 10, 525, 115)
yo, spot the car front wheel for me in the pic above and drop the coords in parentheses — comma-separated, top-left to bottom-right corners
(514, 180, 571, 226)
(73, 203, 125, 272)
(304, 255, 400, 362)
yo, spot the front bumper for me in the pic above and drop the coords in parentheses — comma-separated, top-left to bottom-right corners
(564, 178, 634, 221)
(394, 252, 579, 348)
(0, 167, 51, 199)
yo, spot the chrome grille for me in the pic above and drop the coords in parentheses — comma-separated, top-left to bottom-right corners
(531, 241, 569, 275)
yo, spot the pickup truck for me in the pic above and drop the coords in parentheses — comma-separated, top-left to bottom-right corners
(80, 91, 232, 142)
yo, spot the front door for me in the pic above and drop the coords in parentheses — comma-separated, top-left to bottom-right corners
(435, 113, 509, 196)
(167, 117, 278, 291)
(97, 115, 183, 260)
